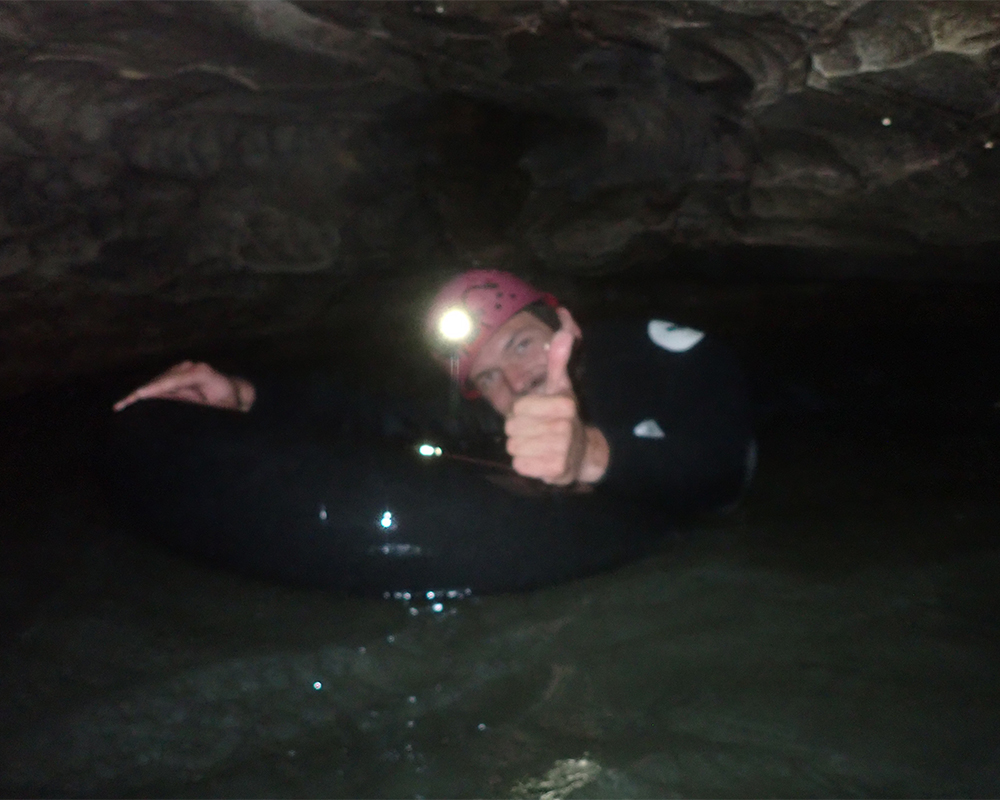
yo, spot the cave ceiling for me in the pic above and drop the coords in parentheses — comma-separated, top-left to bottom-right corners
(3, 0, 1000, 395)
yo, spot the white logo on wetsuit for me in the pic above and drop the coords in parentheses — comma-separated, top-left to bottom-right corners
(647, 319, 704, 352)
(633, 419, 666, 439)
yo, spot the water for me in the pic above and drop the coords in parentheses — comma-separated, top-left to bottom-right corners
(2, 345, 1000, 797)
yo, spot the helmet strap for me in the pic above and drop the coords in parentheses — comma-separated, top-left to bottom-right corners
(448, 353, 462, 415)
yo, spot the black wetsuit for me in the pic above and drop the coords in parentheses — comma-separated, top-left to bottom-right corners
(106, 318, 754, 595)
(575, 318, 754, 506)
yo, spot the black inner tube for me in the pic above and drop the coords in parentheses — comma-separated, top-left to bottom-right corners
(102, 400, 680, 596)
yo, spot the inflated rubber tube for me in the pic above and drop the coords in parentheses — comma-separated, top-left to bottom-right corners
(104, 401, 685, 596)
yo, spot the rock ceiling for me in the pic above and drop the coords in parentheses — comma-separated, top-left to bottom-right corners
(3, 0, 1000, 395)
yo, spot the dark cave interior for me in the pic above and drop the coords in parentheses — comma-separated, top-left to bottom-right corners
(3, 3, 1000, 797)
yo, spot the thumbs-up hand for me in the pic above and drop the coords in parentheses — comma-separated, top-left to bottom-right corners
(504, 307, 592, 486)
(541, 310, 577, 396)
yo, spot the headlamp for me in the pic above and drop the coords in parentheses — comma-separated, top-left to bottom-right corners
(437, 306, 474, 344)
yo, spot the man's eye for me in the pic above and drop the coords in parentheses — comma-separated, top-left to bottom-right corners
(515, 337, 533, 353)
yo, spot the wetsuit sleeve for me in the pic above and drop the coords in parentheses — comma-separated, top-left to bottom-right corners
(582, 321, 753, 512)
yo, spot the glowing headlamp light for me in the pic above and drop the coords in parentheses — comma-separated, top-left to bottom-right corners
(437, 306, 474, 344)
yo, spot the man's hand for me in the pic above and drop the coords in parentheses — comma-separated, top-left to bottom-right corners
(504, 308, 609, 485)
(113, 361, 256, 413)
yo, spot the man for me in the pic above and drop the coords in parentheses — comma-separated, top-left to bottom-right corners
(114, 269, 755, 502)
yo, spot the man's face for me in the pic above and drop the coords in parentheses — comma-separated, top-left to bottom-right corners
(468, 309, 557, 418)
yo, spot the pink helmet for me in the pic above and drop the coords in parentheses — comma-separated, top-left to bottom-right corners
(426, 269, 558, 397)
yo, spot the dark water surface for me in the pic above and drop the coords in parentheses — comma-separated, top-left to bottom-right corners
(3, 332, 1000, 798)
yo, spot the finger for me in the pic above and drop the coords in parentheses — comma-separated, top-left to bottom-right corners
(113, 385, 171, 411)
(113, 388, 156, 412)
(112, 370, 202, 411)
(554, 307, 582, 339)
(511, 455, 548, 480)
(114, 383, 208, 412)
(112, 362, 206, 411)
(543, 328, 575, 396)
(115, 380, 171, 406)
(505, 412, 574, 444)
(511, 453, 574, 485)
(543, 307, 582, 396)
(113, 382, 164, 411)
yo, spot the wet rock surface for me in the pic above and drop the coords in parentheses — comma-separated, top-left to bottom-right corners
(1, 1, 1000, 394)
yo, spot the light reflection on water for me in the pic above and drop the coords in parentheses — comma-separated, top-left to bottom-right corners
(2, 418, 1000, 799)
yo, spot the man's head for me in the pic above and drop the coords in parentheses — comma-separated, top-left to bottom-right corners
(427, 270, 572, 415)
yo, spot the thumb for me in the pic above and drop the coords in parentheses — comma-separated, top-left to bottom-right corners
(544, 327, 575, 395)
